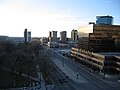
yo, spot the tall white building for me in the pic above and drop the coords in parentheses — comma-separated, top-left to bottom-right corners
(71, 29, 78, 42)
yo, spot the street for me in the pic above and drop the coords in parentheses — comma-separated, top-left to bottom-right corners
(50, 65, 76, 90)
(49, 48, 120, 90)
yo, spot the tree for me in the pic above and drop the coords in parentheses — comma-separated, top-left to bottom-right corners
(37, 49, 54, 79)
(0, 41, 46, 88)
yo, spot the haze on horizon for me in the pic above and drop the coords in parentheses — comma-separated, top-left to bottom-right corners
(0, 0, 120, 37)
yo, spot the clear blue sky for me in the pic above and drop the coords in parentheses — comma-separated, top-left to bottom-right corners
(0, 0, 120, 37)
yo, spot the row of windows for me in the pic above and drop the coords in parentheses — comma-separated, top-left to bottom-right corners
(71, 48, 78, 52)
(94, 29, 120, 33)
(71, 52, 103, 66)
(71, 48, 105, 61)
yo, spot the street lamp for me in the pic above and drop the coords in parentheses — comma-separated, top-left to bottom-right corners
(62, 58, 64, 67)
(76, 52, 79, 79)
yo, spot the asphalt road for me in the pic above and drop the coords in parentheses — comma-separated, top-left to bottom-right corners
(49, 48, 120, 90)
(50, 65, 76, 90)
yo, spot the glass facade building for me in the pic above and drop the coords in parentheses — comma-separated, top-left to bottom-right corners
(96, 15, 113, 25)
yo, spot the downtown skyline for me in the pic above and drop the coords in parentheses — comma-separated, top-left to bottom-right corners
(0, 0, 120, 37)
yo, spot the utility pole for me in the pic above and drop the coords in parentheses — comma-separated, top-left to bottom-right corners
(62, 58, 64, 67)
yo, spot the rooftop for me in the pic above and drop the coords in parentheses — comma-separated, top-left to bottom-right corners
(96, 15, 113, 18)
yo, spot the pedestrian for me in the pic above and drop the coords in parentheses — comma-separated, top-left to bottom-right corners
(77, 72, 79, 79)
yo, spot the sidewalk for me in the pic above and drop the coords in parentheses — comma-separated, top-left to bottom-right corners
(8, 65, 46, 90)
(36, 65, 46, 90)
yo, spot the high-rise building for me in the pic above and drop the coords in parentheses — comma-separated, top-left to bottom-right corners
(49, 31, 52, 37)
(60, 31, 67, 43)
(24, 29, 27, 43)
(51, 31, 57, 38)
(27, 31, 31, 42)
(24, 28, 31, 43)
(96, 15, 113, 25)
(89, 24, 120, 52)
(48, 31, 57, 42)
(71, 29, 78, 42)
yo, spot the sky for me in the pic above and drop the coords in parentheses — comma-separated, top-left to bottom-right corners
(0, 0, 120, 37)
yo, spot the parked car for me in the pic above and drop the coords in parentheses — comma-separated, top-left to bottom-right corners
(63, 78, 68, 82)
(59, 79, 64, 83)
(64, 75, 69, 79)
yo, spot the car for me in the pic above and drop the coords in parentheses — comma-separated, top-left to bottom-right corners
(64, 75, 69, 79)
(63, 78, 68, 82)
(118, 80, 120, 83)
(63, 76, 68, 82)
(59, 79, 64, 83)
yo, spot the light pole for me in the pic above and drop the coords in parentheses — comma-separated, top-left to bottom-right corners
(62, 55, 64, 67)
(76, 52, 79, 79)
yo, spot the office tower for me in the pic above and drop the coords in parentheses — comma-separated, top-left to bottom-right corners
(51, 31, 57, 38)
(51, 31, 57, 42)
(24, 29, 27, 43)
(48, 31, 51, 42)
(71, 29, 78, 42)
(27, 31, 31, 42)
(24, 28, 31, 43)
(48, 31, 57, 42)
(49, 31, 52, 37)
(96, 15, 113, 25)
(89, 24, 120, 52)
(60, 31, 67, 43)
